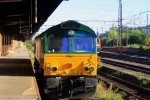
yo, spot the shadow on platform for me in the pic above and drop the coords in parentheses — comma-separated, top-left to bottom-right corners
(0, 58, 34, 76)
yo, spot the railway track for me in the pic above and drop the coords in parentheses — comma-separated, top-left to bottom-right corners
(99, 51, 150, 65)
(101, 48, 150, 57)
(97, 71, 150, 100)
(98, 51, 150, 99)
(101, 58, 150, 75)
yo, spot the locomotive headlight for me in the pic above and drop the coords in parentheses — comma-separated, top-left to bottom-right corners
(84, 67, 89, 71)
(89, 67, 94, 72)
(68, 30, 75, 36)
(47, 67, 52, 71)
(47, 67, 57, 72)
(52, 67, 57, 71)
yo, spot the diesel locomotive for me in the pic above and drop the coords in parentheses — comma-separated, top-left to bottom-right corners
(34, 20, 98, 99)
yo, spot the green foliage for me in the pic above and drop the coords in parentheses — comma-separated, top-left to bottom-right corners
(126, 44, 150, 49)
(127, 44, 140, 48)
(15, 42, 21, 49)
(142, 33, 150, 46)
(101, 27, 119, 47)
(128, 29, 142, 44)
(94, 83, 123, 100)
(100, 27, 150, 47)
(24, 39, 34, 51)
(141, 79, 150, 86)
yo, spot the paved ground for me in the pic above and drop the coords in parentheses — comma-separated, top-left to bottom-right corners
(0, 45, 40, 100)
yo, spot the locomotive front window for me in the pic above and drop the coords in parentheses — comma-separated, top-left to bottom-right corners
(47, 36, 68, 53)
(73, 31, 94, 53)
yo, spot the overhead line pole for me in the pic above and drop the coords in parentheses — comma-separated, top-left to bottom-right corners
(118, 0, 122, 47)
(147, 14, 149, 27)
(146, 14, 149, 33)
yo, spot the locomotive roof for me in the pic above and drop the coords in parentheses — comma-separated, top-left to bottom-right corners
(36, 20, 96, 38)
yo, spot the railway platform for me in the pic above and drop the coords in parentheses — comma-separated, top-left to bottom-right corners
(0, 44, 40, 100)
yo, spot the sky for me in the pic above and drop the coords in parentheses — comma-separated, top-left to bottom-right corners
(33, 0, 150, 38)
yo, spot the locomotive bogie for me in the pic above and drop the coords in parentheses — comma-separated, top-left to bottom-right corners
(43, 76, 97, 98)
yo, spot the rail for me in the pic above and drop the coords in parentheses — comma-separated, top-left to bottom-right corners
(98, 71, 149, 100)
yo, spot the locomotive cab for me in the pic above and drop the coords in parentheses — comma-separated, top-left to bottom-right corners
(34, 20, 98, 99)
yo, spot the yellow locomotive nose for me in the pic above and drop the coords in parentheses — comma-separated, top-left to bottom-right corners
(68, 63, 73, 68)
(44, 54, 97, 76)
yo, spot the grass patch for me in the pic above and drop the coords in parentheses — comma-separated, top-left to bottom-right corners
(24, 39, 34, 60)
(15, 42, 21, 49)
(93, 83, 122, 100)
(24, 39, 34, 51)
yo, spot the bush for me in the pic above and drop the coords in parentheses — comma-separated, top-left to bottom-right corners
(24, 40, 34, 51)
(127, 44, 140, 48)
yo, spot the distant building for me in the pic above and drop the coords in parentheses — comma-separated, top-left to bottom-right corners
(142, 29, 150, 34)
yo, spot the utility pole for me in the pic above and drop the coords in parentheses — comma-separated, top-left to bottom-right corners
(112, 24, 115, 47)
(96, 27, 99, 36)
(126, 29, 128, 46)
(118, 0, 122, 47)
(147, 14, 149, 27)
(146, 14, 149, 33)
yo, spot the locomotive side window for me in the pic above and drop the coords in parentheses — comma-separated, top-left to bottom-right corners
(47, 36, 68, 53)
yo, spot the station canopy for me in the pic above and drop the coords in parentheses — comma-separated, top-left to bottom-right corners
(0, 0, 63, 37)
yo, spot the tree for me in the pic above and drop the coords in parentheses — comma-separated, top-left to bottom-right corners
(100, 26, 150, 47)
(107, 27, 118, 46)
(128, 29, 142, 44)
(142, 33, 150, 46)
